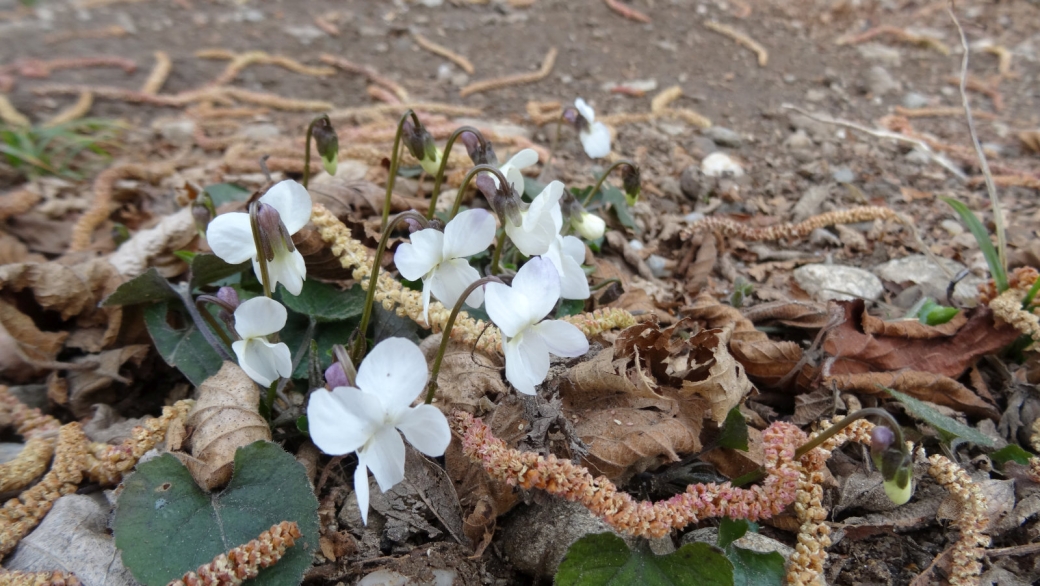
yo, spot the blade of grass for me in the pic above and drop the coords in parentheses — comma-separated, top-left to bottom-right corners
(941, 196, 1007, 292)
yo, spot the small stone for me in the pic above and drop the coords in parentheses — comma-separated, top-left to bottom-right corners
(600, 79, 658, 93)
(703, 126, 743, 148)
(940, 219, 964, 236)
(794, 264, 884, 302)
(239, 123, 281, 141)
(784, 129, 813, 150)
(657, 121, 688, 136)
(783, 73, 797, 84)
(155, 118, 196, 145)
(417, 0, 444, 6)
(902, 92, 930, 109)
(855, 43, 902, 66)
(646, 254, 671, 278)
(866, 65, 901, 96)
(805, 88, 827, 102)
(284, 24, 325, 44)
(683, 211, 705, 223)
(831, 166, 855, 183)
(628, 239, 644, 251)
(905, 148, 933, 165)
(679, 165, 705, 200)
(701, 152, 744, 178)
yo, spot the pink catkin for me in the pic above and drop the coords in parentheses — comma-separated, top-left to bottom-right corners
(454, 412, 806, 538)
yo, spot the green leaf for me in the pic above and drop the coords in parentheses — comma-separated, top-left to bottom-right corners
(556, 533, 734, 586)
(718, 518, 750, 550)
(276, 281, 365, 322)
(600, 185, 637, 231)
(524, 176, 547, 199)
(725, 546, 786, 586)
(280, 312, 353, 380)
(144, 301, 224, 386)
(940, 197, 1007, 292)
(557, 299, 586, 318)
(190, 254, 250, 290)
(102, 268, 178, 307)
(883, 387, 996, 447)
(718, 407, 749, 451)
(204, 182, 251, 207)
(990, 444, 1034, 466)
(114, 441, 319, 586)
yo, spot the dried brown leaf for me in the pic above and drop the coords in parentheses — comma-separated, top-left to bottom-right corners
(699, 426, 765, 479)
(824, 370, 999, 420)
(824, 300, 1019, 380)
(421, 335, 507, 413)
(574, 407, 699, 479)
(1019, 130, 1040, 154)
(792, 388, 835, 426)
(742, 299, 831, 329)
(560, 345, 663, 406)
(0, 298, 69, 381)
(66, 344, 150, 417)
(730, 338, 809, 390)
(678, 330, 752, 425)
(181, 361, 271, 490)
(860, 310, 967, 338)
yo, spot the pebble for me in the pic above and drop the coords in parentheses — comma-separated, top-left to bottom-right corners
(904, 148, 933, 165)
(239, 123, 281, 141)
(284, 24, 325, 44)
(940, 219, 964, 236)
(855, 43, 902, 66)
(793, 264, 884, 302)
(866, 65, 901, 96)
(902, 92, 930, 109)
(805, 88, 827, 102)
(831, 166, 855, 183)
(155, 118, 196, 145)
(701, 152, 744, 178)
(703, 126, 743, 148)
(646, 254, 671, 278)
(784, 129, 813, 150)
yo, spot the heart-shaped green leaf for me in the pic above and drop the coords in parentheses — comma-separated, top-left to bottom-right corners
(884, 386, 995, 447)
(556, 533, 733, 586)
(277, 280, 365, 322)
(144, 300, 223, 386)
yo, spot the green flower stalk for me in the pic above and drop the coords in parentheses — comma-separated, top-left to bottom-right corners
(583, 159, 640, 207)
(427, 126, 490, 220)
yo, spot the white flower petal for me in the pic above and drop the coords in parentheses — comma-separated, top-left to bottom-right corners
(233, 338, 291, 386)
(562, 235, 586, 264)
(502, 165, 525, 196)
(505, 181, 564, 257)
(554, 236, 590, 300)
(233, 296, 287, 339)
(531, 320, 589, 358)
(259, 248, 306, 296)
(484, 281, 530, 338)
(579, 122, 612, 159)
(574, 98, 596, 123)
(206, 213, 256, 265)
(429, 258, 482, 311)
(355, 337, 429, 409)
(395, 404, 451, 457)
(506, 148, 539, 170)
(394, 229, 444, 281)
(354, 458, 371, 525)
(361, 425, 406, 492)
(504, 332, 549, 395)
(259, 180, 312, 234)
(512, 257, 560, 321)
(307, 386, 384, 456)
(572, 212, 606, 241)
(443, 208, 496, 259)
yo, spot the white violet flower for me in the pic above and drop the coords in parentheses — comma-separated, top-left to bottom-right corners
(504, 180, 564, 257)
(574, 98, 612, 159)
(571, 211, 606, 241)
(306, 337, 451, 524)
(394, 208, 496, 321)
(543, 234, 590, 300)
(231, 296, 293, 387)
(491, 148, 539, 196)
(206, 180, 312, 296)
(485, 257, 589, 395)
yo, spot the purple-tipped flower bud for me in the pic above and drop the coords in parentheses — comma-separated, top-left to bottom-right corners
(192, 201, 212, 233)
(403, 217, 424, 234)
(621, 164, 641, 205)
(324, 362, 350, 390)
(870, 425, 895, 460)
(402, 118, 426, 162)
(562, 106, 583, 130)
(427, 218, 445, 232)
(216, 286, 239, 309)
(475, 173, 522, 227)
(312, 117, 339, 176)
(460, 130, 498, 166)
(870, 425, 913, 505)
(254, 202, 295, 262)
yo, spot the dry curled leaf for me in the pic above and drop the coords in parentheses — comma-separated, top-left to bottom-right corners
(824, 300, 1019, 380)
(180, 361, 271, 490)
(824, 370, 999, 420)
(0, 298, 69, 381)
(573, 407, 700, 480)
(420, 334, 507, 413)
(65, 344, 150, 417)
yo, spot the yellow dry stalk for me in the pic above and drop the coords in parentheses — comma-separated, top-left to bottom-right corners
(0, 423, 89, 558)
(459, 47, 557, 98)
(69, 161, 178, 251)
(41, 91, 93, 128)
(988, 288, 1040, 349)
(0, 94, 31, 128)
(681, 206, 905, 242)
(310, 204, 636, 355)
(196, 49, 337, 86)
(140, 51, 172, 95)
(787, 418, 875, 586)
(83, 399, 194, 486)
(0, 437, 55, 494)
(167, 521, 301, 586)
(0, 569, 82, 585)
(927, 454, 990, 586)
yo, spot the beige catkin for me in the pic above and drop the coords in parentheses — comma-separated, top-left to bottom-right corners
(927, 454, 989, 586)
(989, 288, 1040, 348)
(167, 521, 301, 586)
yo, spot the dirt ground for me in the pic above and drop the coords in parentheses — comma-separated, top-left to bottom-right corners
(2, 0, 1040, 585)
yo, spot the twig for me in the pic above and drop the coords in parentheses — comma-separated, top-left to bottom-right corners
(44, 24, 128, 44)
(459, 47, 557, 97)
(948, 3, 1006, 274)
(42, 91, 93, 127)
(0, 94, 31, 127)
(319, 54, 409, 101)
(140, 51, 172, 95)
(703, 21, 768, 66)
(782, 104, 966, 180)
(603, 0, 651, 23)
(412, 32, 474, 74)
(835, 24, 950, 54)
(197, 49, 336, 86)
(650, 85, 682, 112)
(894, 106, 996, 120)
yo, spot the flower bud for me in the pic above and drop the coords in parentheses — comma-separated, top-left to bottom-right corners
(460, 130, 498, 166)
(402, 117, 443, 175)
(870, 426, 895, 461)
(871, 426, 913, 505)
(192, 201, 212, 233)
(328, 344, 357, 389)
(621, 164, 641, 206)
(475, 173, 522, 227)
(312, 117, 339, 176)
(216, 286, 240, 309)
(572, 211, 606, 240)
(254, 202, 296, 262)
(324, 362, 349, 389)
(562, 106, 583, 130)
